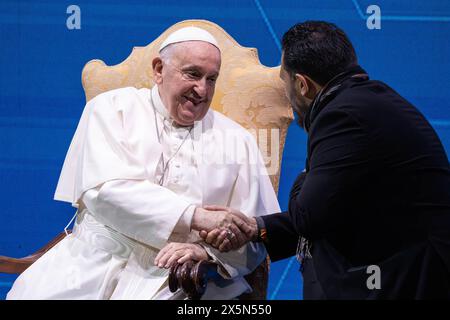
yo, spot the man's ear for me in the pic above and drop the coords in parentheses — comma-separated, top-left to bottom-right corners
(295, 73, 318, 99)
(152, 57, 163, 84)
(294, 74, 309, 97)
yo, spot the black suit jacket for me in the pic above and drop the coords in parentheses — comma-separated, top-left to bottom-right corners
(262, 69, 450, 299)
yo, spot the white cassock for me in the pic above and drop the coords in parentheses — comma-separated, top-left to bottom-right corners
(7, 85, 280, 300)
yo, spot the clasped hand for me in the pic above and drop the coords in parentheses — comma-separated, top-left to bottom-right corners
(154, 205, 257, 269)
(193, 205, 257, 252)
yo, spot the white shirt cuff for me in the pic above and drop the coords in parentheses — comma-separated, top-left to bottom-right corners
(170, 204, 196, 239)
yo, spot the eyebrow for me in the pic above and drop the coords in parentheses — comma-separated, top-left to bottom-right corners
(180, 64, 219, 77)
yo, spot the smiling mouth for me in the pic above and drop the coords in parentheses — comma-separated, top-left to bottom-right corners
(183, 95, 204, 106)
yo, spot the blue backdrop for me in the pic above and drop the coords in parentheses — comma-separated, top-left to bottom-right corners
(1, 0, 449, 300)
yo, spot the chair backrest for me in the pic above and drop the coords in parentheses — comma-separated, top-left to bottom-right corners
(81, 19, 293, 299)
(81, 19, 293, 193)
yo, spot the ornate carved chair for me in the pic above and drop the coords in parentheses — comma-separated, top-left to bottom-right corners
(0, 19, 293, 299)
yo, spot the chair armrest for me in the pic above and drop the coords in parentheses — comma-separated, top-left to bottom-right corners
(169, 260, 221, 300)
(0, 231, 70, 274)
(168, 257, 269, 300)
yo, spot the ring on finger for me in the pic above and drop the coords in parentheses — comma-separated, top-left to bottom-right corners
(226, 229, 235, 239)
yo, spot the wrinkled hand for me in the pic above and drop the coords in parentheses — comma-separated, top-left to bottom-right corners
(198, 205, 258, 253)
(191, 206, 252, 233)
(154, 242, 208, 269)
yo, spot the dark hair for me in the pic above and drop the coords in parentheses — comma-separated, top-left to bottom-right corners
(282, 21, 357, 86)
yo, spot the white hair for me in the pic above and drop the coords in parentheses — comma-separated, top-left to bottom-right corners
(159, 43, 179, 64)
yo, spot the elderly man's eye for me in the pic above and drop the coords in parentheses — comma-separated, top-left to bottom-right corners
(184, 71, 201, 79)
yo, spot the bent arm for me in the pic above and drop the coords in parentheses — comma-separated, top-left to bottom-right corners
(289, 109, 370, 240)
(81, 179, 195, 250)
(260, 171, 306, 261)
(260, 212, 299, 262)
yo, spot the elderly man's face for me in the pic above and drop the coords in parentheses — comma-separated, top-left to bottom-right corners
(154, 41, 221, 126)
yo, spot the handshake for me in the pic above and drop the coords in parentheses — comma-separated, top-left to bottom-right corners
(191, 205, 259, 252)
(154, 206, 258, 269)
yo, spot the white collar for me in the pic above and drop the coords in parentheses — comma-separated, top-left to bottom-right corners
(151, 85, 171, 120)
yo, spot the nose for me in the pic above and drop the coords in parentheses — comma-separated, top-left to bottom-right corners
(193, 78, 208, 98)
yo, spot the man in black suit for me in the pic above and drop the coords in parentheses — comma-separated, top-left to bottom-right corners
(201, 21, 450, 299)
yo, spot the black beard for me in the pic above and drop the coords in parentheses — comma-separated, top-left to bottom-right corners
(292, 101, 310, 129)
(294, 109, 305, 128)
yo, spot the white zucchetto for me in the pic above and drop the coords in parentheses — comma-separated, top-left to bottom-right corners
(159, 26, 220, 52)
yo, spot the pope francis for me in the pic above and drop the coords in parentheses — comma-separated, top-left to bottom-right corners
(7, 27, 280, 300)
